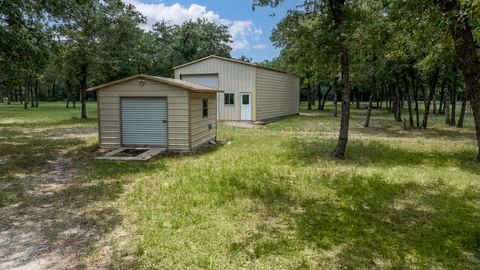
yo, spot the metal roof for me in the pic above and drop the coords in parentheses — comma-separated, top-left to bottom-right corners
(86, 74, 224, 93)
(173, 55, 293, 75)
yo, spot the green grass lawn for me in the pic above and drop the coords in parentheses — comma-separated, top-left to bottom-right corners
(1, 101, 479, 269)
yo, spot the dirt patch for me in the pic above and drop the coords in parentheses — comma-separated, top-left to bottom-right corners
(300, 111, 324, 117)
(0, 150, 119, 269)
(222, 121, 264, 129)
(49, 127, 97, 140)
(0, 152, 82, 269)
(0, 118, 16, 124)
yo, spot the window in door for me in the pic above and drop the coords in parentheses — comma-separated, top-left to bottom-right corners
(242, 94, 250, 105)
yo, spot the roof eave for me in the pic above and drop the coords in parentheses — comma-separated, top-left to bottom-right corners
(172, 55, 294, 76)
(86, 74, 222, 93)
(192, 89, 224, 93)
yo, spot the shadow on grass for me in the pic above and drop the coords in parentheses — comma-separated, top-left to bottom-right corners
(0, 116, 97, 129)
(227, 172, 480, 268)
(283, 138, 480, 175)
(353, 124, 477, 141)
(0, 128, 85, 207)
(0, 126, 166, 269)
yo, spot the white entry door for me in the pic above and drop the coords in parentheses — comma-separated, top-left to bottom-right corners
(240, 93, 251, 121)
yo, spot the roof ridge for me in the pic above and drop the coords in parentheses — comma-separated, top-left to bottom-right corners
(172, 55, 294, 75)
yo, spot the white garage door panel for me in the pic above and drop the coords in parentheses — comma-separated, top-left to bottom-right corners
(181, 74, 219, 89)
(122, 98, 167, 146)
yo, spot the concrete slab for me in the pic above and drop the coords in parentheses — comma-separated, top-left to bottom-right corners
(95, 148, 166, 161)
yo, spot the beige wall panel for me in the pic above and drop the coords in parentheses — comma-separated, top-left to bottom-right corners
(189, 93, 217, 149)
(175, 58, 254, 120)
(255, 68, 300, 120)
(98, 78, 189, 151)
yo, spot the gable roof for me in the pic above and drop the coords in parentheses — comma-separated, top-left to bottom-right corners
(172, 55, 292, 75)
(86, 74, 224, 93)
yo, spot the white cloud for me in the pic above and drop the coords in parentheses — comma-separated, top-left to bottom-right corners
(123, 0, 264, 51)
(252, 44, 267, 50)
(228, 21, 263, 50)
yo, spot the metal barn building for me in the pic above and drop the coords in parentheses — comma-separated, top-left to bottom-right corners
(173, 55, 300, 121)
(87, 74, 222, 151)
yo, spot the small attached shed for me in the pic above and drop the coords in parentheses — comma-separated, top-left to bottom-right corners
(87, 74, 223, 152)
(173, 55, 300, 121)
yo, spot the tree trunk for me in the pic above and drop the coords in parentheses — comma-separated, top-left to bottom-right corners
(457, 92, 467, 128)
(404, 75, 414, 128)
(307, 83, 312, 111)
(391, 84, 396, 117)
(18, 84, 22, 104)
(387, 85, 391, 111)
(333, 78, 339, 117)
(333, 89, 338, 117)
(80, 64, 88, 118)
(364, 73, 376, 128)
(355, 88, 360, 109)
(317, 83, 322, 110)
(331, 0, 351, 159)
(438, 82, 445, 115)
(34, 79, 39, 107)
(311, 88, 316, 106)
(30, 81, 34, 107)
(421, 68, 440, 129)
(411, 74, 420, 128)
(23, 79, 28, 109)
(445, 82, 451, 125)
(52, 80, 57, 101)
(394, 75, 402, 122)
(450, 77, 457, 126)
(401, 90, 405, 109)
(72, 91, 76, 108)
(321, 86, 331, 110)
(66, 81, 71, 108)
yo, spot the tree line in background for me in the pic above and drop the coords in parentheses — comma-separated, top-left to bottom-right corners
(256, 0, 480, 160)
(0, 0, 232, 118)
(2, 0, 480, 161)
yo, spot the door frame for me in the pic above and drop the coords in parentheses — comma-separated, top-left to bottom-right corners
(119, 96, 169, 147)
(240, 92, 252, 121)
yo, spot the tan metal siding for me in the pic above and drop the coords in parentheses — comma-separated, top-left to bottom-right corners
(255, 68, 300, 120)
(190, 92, 216, 149)
(98, 79, 189, 151)
(174, 58, 254, 120)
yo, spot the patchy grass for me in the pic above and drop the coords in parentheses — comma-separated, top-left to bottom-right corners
(1, 101, 479, 269)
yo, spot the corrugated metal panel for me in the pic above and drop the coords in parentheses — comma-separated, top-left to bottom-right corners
(121, 98, 167, 146)
(255, 68, 300, 120)
(181, 75, 219, 118)
(190, 93, 216, 149)
(97, 78, 190, 150)
(181, 74, 219, 89)
(174, 57, 254, 120)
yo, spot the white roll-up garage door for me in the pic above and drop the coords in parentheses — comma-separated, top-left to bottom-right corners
(121, 98, 168, 146)
(180, 74, 219, 89)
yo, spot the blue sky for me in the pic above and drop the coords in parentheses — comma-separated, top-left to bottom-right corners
(123, 0, 301, 62)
